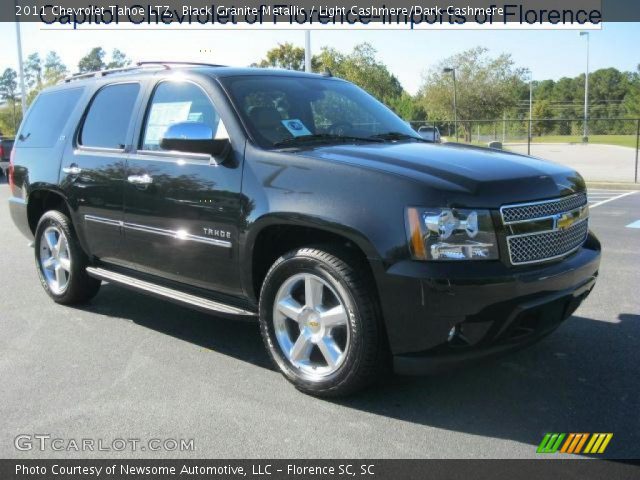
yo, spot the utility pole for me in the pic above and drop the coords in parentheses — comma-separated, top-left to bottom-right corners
(15, 19, 27, 118)
(443, 67, 458, 141)
(580, 32, 590, 143)
(304, 31, 312, 73)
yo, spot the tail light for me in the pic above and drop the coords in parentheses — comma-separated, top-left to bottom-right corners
(0, 144, 4, 160)
(8, 146, 15, 194)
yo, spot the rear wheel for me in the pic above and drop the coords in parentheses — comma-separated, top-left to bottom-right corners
(34, 210, 101, 304)
(259, 247, 382, 397)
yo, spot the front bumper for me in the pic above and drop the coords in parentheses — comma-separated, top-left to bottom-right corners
(374, 232, 601, 375)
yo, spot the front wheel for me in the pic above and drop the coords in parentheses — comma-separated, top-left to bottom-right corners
(259, 247, 382, 397)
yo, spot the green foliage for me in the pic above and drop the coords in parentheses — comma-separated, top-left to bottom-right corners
(0, 68, 18, 101)
(43, 51, 68, 84)
(25, 53, 43, 90)
(107, 49, 131, 69)
(417, 47, 525, 125)
(0, 104, 22, 135)
(387, 92, 427, 121)
(78, 47, 107, 73)
(313, 43, 404, 104)
(253, 43, 306, 71)
(532, 100, 554, 136)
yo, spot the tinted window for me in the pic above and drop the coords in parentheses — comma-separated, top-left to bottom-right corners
(141, 81, 222, 151)
(80, 83, 140, 149)
(18, 88, 83, 148)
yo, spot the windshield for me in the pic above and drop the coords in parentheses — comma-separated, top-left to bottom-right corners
(221, 75, 422, 148)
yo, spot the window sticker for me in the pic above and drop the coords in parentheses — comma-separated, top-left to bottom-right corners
(145, 101, 192, 145)
(281, 119, 312, 137)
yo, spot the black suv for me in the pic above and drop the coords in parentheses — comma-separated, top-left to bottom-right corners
(8, 62, 600, 396)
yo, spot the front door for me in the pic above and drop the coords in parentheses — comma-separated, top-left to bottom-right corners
(120, 79, 244, 296)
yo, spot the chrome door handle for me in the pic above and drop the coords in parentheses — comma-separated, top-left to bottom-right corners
(62, 165, 82, 175)
(127, 174, 153, 185)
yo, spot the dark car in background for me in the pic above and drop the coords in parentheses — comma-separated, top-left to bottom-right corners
(7, 62, 600, 396)
(0, 136, 14, 178)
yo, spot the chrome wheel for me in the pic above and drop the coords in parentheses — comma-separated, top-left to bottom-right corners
(273, 273, 350, 379)
(39, 226, 71, 295)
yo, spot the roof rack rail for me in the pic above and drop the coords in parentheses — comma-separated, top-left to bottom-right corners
(62, 63, 168, 83)
(62, 61, 227, 84)
(136, 61, 227, 68)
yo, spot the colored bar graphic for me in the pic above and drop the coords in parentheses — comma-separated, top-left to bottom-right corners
(537, 433, 566, 453)
(539, 433, 613, 455)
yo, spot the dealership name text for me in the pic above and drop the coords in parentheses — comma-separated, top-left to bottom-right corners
(17, 4, 602, 29)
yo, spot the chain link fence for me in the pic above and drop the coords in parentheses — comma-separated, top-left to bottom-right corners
(410, 118, 640, 184)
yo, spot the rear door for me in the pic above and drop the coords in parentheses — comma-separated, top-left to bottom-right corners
(62, 82, 144, 262)
(120, 78, 245, 295)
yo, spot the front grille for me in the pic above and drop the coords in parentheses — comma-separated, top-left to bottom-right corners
(501, 192, 587, 224)
(507, 218, 588, 265)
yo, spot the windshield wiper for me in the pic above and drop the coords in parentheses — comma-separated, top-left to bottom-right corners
(273, 133, 384, 148)
(369, 132, 429, 142)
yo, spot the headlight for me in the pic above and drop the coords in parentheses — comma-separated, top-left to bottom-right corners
(406, 207, 499, 261)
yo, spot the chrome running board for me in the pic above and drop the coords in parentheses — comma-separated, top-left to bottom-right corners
(86, 267, 256, 317)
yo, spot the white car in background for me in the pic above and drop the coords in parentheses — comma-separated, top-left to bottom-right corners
(417, 125, 441, 143)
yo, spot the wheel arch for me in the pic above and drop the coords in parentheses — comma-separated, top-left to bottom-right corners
(244, 213, 383, 305)
(27, 188, 72, 235)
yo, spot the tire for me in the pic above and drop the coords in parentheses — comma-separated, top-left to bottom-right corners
(259, 247, 382, 397)
(34, 210, 101, 305)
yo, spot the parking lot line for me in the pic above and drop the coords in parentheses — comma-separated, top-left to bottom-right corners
(626, 220, 640, 228)
(589, 191, 637, 209)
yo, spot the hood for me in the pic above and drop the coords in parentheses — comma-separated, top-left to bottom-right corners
(296, 142, 585, 205)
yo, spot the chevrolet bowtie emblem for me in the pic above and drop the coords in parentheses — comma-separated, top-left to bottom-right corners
(554, 206, 586, 231)
(555, 212, 576, 230)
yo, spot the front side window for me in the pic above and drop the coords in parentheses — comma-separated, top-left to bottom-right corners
(80, 83, 140, 149)
(221, 76, 421, 148)
(141, 81, 224, 151)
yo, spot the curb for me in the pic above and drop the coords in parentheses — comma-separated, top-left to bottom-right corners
(586, 182, 640, 191)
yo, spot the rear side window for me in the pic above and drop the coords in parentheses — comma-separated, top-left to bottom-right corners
(18, 88, 83, 148)
(80, 83, 140, 149)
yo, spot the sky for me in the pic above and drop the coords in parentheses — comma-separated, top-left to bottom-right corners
(0, 22, 638, 95)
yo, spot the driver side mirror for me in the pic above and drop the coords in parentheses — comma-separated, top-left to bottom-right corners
(160, 122, 230, 164)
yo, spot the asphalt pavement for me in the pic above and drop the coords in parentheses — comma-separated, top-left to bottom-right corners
(1, 181, 638, 459)
(507, 143, 638, 183)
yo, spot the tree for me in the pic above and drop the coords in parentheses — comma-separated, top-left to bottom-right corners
(43, 51, 68, 84)
(107, 49, 131, 69)
(532, 100, 554, 136)
(416, 47, 525, 139)
(624, 65, 640, 117)
(78, 47, 107, 73)
(387, 92, 427, 121)
(253, 43, 305, 71)
(0, 68, 18, 102)
(313, 43, 404, 104)
(24, 53, 43, 90)
(0, 69, 19, 133)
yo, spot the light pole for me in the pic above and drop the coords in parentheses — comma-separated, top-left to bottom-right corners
(14, 19, 27, 120)
(580, 32, 590, 143)
(304, 30, 312, 73)
(443, 67, 458, 141)
(525, 68, 533, 155)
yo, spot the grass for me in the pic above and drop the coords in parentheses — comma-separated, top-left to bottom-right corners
(530, 135, 637, 149)
(444, 135, 638, 149)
